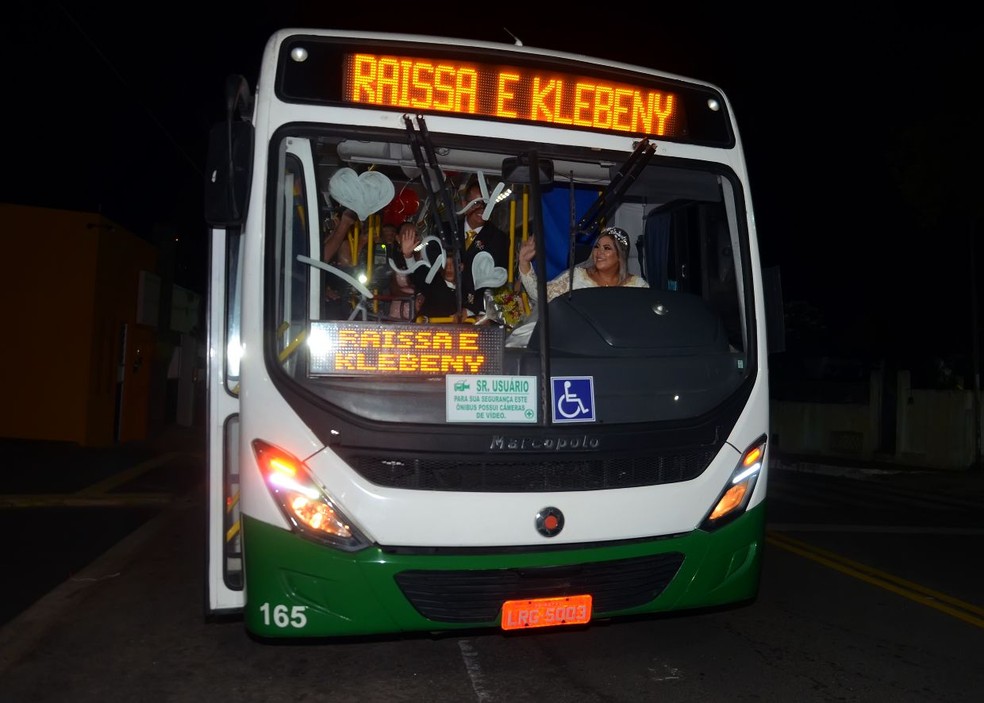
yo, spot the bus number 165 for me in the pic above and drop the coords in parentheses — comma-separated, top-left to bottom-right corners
(259, 602, 308, 628)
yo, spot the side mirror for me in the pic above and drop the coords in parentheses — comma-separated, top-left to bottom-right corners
(204, 119, 253, 227)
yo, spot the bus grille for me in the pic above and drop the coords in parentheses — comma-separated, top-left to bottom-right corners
(393, 553, 685, 623)
(348, 449, 715, 492)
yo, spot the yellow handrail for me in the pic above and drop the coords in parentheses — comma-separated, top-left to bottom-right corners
(508, 198, 516, 283)
(366, 214, 376, 282)
(347, 221, 359, 265)
(279, 329, 309, 362)
(416, 315, 476, 324)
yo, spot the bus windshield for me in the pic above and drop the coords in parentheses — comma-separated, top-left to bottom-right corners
(266, 122, 754, 428)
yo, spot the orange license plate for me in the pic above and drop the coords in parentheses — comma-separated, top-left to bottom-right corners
(500, 594, 592, 631)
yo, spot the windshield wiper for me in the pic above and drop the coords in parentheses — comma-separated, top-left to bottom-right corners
(403, 114, 465, 316)
(574, 138, 655, 237)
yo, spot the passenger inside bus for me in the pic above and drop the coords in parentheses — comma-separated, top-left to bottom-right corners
(392, 221, 462, 321)
(458, 175, 510, 317)
(383, 221, 418, 320)
(518, 226, 648, 303)
(336, 216, 395, 292)
(507, 226, 649, 347)
(322, 206, 357, 265)
(322, 208, 396, 319)
(321, 207, 359, 320)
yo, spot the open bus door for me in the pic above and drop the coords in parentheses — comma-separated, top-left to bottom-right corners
(204, 225, 245, 614)
(203, 76, 253, 615)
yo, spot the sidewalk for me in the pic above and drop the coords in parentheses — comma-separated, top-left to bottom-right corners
(772, 450, 984, 503)
(0, 423, 205, 496)
(0, 422, 206, 634)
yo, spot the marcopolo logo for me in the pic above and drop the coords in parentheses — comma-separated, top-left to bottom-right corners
(489, 435, 600, 450)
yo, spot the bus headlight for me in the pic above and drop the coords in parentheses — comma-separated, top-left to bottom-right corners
(252, 439, 370, 551)
(700, 434, 766, 531)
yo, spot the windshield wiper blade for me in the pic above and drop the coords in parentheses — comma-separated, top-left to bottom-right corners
(415, 115, 463, 249)
(403, 114, 465, 317)
(403, 115, 449, 245)
(575, 138, 655, 236)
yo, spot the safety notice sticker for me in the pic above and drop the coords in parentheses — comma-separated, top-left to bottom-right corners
(446, 375, 538, 423)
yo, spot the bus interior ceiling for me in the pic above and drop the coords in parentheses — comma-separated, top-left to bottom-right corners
(312, 134, 724, 219)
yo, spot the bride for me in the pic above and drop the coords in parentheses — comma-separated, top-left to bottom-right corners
(518, 226, 648, 302)
(504, 226, 648, 346)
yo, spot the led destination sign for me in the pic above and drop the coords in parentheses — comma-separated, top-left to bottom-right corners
(308, 321, 503, 376)
(344, 53, 682, 137)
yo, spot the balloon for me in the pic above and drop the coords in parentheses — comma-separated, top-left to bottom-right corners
(383, 187, 420, 226)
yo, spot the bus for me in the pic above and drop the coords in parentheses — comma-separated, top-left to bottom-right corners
(204, 28, 774, 638)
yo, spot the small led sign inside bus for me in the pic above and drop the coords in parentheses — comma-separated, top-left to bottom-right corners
(344, 53, 681, 137)
(308, 321, 504, 376)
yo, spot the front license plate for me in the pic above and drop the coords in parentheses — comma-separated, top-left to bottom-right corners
(500, 594, 592, 631)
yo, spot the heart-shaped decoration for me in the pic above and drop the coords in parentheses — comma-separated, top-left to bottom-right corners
(470, 251, 507, 289)
(329, 168, 395, 221)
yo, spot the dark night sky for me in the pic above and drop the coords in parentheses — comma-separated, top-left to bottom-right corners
(3, 2, 981, 371)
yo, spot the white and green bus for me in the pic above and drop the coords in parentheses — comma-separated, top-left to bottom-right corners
(205, 28, 775, 638)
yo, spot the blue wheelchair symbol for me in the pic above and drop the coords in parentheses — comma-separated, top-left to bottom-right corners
(551, 377, 595, 423)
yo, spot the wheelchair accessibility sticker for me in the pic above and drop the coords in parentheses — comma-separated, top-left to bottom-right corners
(551, 376, 596, 423)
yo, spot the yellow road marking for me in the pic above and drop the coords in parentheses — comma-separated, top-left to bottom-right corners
(767, 530, 984, 628)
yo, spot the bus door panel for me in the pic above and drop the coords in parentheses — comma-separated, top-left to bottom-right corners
(206, 225, 246, 613)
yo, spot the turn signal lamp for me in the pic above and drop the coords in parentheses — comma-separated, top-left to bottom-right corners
(700, 435, 767, 531)
(252, 439, 369, 551)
